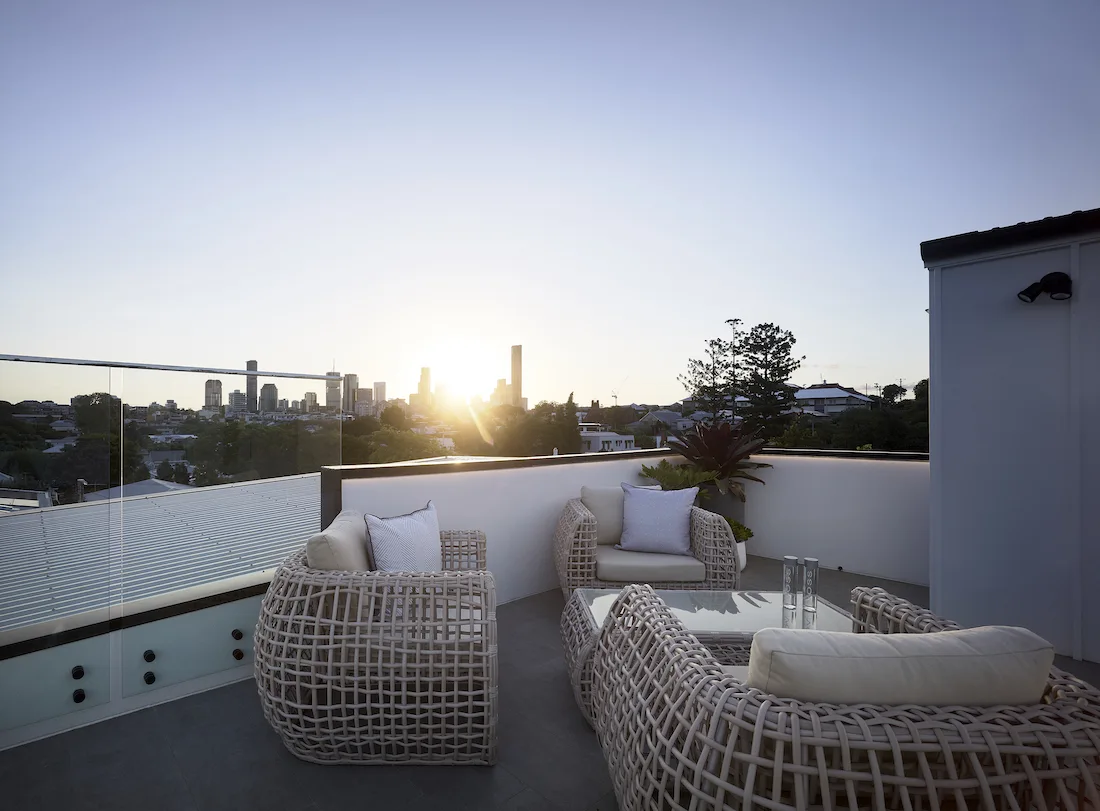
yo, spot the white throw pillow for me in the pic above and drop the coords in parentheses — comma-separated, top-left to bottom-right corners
(745, 625, 1054, 706)
(305, 509, 370, 571)
(617, 483, 698, 556)
(366, 501, 443, 573)
(581, 484, 661, 546)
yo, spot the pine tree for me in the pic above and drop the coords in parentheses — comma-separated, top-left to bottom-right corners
(678, 319, 744, 421)
(741, 323, 804, 440)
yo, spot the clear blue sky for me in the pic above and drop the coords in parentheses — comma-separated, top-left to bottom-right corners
(3, 1, 1099, 409)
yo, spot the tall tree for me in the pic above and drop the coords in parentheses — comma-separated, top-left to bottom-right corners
(679, 321, 742, 421)
(380, 405, 408, 430)
(172, 463, 191, 484)
(881, 383, 907, 405)
(156, 460, 175, 479)
(741, 323, 804, 440)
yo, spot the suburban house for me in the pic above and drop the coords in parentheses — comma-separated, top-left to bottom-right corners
(792, 382, 873, 415)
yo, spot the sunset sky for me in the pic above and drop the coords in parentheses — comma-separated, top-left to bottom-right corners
(3, 1, 1099, 409)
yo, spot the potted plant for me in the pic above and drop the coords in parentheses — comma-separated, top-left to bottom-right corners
(725, 518, 753, 573)
(658, 420, 771, 569)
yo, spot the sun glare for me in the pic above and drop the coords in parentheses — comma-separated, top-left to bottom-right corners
(429, 343, 503, 404)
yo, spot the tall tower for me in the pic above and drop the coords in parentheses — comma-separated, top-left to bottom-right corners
(511, 345, 522, 409)
(418, 368, 431, 404)
(246, 360, 258, 413)
(373, 381, 386, 406)
(259, 383, 278, 412)
(325, 372, 341, 411)
(204, 379, 223, 408)
(343, 373, 359, 412)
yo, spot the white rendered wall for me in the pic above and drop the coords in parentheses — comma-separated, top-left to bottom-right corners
(930, 242, 1093, 657)
(341, 457, 660, 604)
(340, 452, 930, 605)
(742, 456, 929, 586)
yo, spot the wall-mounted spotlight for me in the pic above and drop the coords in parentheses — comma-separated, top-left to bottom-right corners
(1018, 272, 1072, 303)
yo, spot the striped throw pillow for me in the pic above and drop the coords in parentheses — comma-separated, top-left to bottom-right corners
(366, 501, 443, 572)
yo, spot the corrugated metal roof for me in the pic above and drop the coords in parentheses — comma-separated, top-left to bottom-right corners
(794, 387, 871, 401)
(0, 474, 319, 635)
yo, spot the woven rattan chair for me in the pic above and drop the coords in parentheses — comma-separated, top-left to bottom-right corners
(254, 530, 497, 765)
(590, 584, 1100, 811)
(553, 499, 739, 598)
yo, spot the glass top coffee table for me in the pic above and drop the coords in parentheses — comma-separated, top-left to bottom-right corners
(561, 587, 853, 726)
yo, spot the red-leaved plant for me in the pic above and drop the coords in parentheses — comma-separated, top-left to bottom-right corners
(666, 421, 771, 501)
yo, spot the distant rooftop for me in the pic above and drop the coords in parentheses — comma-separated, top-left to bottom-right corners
(83, 478, 195, 501)
(921, 206, 1100, 264)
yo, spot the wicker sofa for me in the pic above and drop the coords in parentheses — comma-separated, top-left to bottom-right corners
(590, 584, 1100, 810)
(254, 530, 497, 765)
(553, 497, 739, 598)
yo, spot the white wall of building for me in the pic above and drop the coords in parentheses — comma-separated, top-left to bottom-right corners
(929, 236, 1100, 658)
(340, 451, 930, 605)
(742, 456, 929, 586)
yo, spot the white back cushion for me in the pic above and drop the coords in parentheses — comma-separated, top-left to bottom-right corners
(617, 484, 698, 556)
(305, 509, 369, 571)
(745, 626, 1054, 706)
(366, 501, 443, 573)
(581, 484, 659, 546)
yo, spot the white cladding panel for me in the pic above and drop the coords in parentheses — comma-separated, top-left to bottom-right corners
(932, 244, 1084, 655)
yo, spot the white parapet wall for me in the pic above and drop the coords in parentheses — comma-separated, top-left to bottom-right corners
(743, 454, 930, 586)
(337, 450, 931, 604)
(339, 455, 663, 604)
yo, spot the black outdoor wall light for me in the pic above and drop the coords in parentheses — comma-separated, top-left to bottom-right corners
(1018, 272, 1072, 303)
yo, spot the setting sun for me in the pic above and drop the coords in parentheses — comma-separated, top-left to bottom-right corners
(428, 341, 507, 404)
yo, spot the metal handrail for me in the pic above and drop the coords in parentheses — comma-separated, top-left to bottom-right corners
(0, 354, 338, 381)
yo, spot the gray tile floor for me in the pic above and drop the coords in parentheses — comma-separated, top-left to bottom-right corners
(1, 558, 1097, 810)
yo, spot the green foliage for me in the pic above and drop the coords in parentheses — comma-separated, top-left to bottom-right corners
(881, 383, 907, 405)
(492, 395, 581, 456)
(913, 378, 929, 401)
(640, 459, 718, 491)
(380, 406, 408, 430)
(631, 432, 656, 449)
(725, 518, 754, 543)
(71, 393, 122, 435)
(741, 323, 804, 440)
(856, 443, 873, 451)
(172, 463, 190, 484)
(156, 460, 175, 479)
(132, 463, 151, 481)
(667, 421, 771, 501)
(773, 416, 824, 449)
(367, 427, 450, 463)
(678, 319, 744, 420)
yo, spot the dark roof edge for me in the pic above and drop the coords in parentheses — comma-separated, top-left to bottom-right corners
(921, 208, 1100, 265)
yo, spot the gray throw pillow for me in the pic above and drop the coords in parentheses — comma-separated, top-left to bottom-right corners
(365, 501, 443, 572)
(617, 483, 698, 556)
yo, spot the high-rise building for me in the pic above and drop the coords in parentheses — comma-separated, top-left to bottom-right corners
(490, 378, 512, 408)
(227, 390, 247, 412)
(356, 387, 373, 407)
(277, 398, 288, 412)
(166, 400, 177, 411)
(373, 381, 386, 406)
(246, 360, 258, 413)
(303, 391, 318, 412)
(343, 373, 359, 412)
(291, 400, 300, 412)
(325, 372, 341, 411)
(418, 368, 431, 402)
(259, 383, 278, 412)
(511, 345, 523, 409)
(204, 379, 223, 408)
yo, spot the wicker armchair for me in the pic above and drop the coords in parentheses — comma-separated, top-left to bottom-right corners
(254, 530, 497, 765)
(590, 584, 1100, 811)
(553, 498, 739, 598)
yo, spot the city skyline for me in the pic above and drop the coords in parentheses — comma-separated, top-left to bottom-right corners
(3, 3, 1099, 407)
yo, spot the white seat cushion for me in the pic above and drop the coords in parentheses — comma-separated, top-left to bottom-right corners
(745, 626, 1054, 706)
(594, 545, 706, 583)
(305, 509, 369, 571)
(581, 484, 660, 546)
(366, 501, 443, 573)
